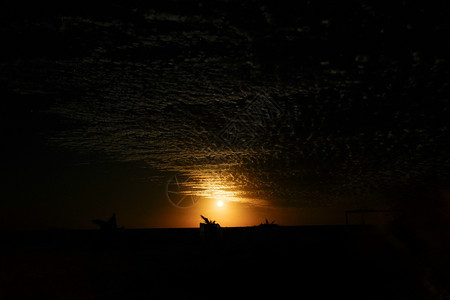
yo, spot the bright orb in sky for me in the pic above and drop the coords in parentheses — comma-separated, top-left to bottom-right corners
(217, 201, 224, 207)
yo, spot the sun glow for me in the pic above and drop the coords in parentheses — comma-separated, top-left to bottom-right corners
(170, 174, 266, 227)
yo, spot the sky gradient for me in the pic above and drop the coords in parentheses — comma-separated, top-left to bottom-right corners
(1, 1, 450, 229)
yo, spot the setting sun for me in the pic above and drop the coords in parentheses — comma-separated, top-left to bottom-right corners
(217, 201, 224, 207)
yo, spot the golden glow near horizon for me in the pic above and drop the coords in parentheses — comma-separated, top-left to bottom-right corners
(200, 180, 240, 203)
(165, 171, 271, 227)
(195, 179, 253, 226)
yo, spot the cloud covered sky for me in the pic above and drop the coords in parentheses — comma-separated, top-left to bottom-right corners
(1, 1, 449, 228)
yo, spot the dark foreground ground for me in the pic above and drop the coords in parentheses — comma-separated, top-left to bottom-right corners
(1, 225, 449, 299)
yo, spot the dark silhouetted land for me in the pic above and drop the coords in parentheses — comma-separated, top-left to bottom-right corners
(1, 225, 449, 299)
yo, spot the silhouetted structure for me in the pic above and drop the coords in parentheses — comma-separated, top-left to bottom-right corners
(199, 215, 222, 242)
(256, 219, 279, 240)
(258, 219, 278, 228)
(92, 213, 125, 231)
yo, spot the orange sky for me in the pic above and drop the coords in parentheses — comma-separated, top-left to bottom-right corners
(141, 196, 350, 228)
